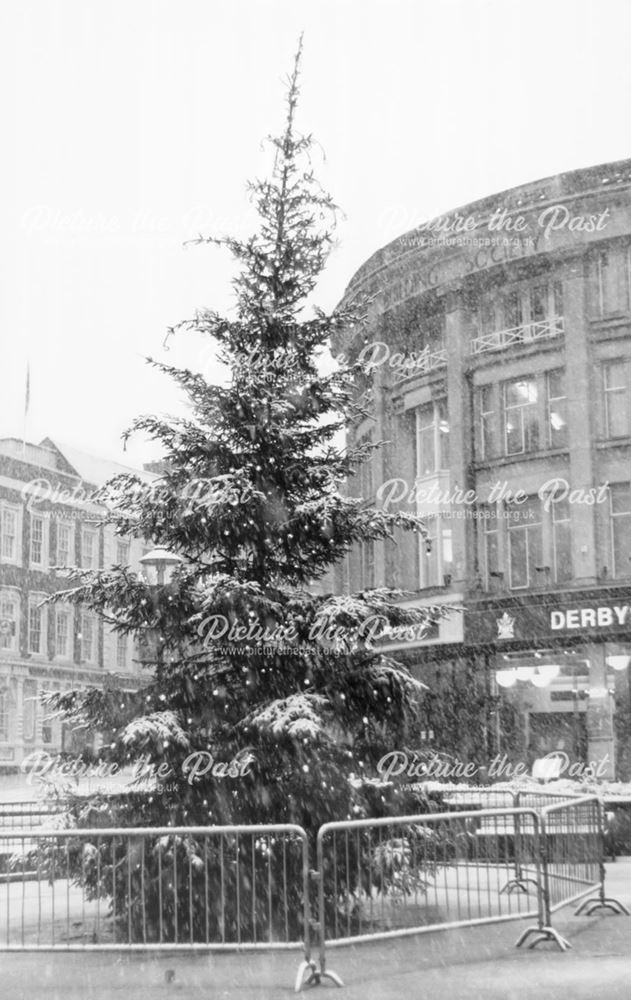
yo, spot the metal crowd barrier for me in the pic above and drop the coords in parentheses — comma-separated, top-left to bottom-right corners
(516, 795, 629, 951)
(0, 822, 315, 992)
(313, 807, 542, 987)
(0, 801, 66, 832)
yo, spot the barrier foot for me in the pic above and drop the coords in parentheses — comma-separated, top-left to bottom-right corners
(575, 896, 631, 917)
(295, 961, 344, 991)
(515, 925, 572, 951)
(500, 877, 538, 895)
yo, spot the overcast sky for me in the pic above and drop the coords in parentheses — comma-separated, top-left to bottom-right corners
(2, 0, 630, 470)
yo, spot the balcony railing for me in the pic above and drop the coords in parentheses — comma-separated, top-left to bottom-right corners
(471, 316, 564, 356)
(393, 347, 447, 382)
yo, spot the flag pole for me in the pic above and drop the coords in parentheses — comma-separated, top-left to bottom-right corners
(22, 363, 30, 457)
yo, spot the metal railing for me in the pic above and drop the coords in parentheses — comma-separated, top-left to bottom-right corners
(0, 822, 314, 991)
(314, 807, 542, 986)
(0, 801, 67, 832)
(471, 316, 564, 355)
(516, 796, 629, 951)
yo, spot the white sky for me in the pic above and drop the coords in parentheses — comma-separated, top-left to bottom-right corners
(2, 0, 630, 469)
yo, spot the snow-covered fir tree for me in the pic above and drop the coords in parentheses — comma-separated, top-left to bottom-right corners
(48, 41, 442, 832)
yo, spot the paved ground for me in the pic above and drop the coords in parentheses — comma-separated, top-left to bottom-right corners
(1, 859, 630, 999)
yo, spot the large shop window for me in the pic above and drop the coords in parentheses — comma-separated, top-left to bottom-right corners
(416, 400, 449, 477)
(507, 496, 543, 589)
(603, 360, 629, 438)
(610, 483, 631, 578)
(0, 590, 20, 652)
(503, 378, 539, 455)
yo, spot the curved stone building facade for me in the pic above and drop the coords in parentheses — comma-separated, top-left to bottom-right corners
(335, 158, 631, 779)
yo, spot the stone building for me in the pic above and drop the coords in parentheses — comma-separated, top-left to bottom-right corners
(334, 158, 631, 779)
(0, 437, 152, 769)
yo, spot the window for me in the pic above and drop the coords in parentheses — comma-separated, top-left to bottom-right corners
(604, 361, 629, 438)
(115, 539, 130, 567)
(355, 434, 373, 502)
(547, 370, 568, 448)
(55, 607, 72, 659)
(507, 496, 543, 589)
(81, 529, 99, 569)
(529, 284, 547, 324)
(480, 504, 500, 589)
(552, 499, 572, 583)
(503, 378, 539, 455)
(30, 515, 46, 568)
(360, 540, 375, 589)
(28, 595, 46, 655)
(610, 483, 631, 578)
(479, 385, 495, 459)
(0, 505, 19, 563)
(41, 684, 53, 744)
(0, 688, 8, 741)
(56, 522, 73, 566)
(0, 590, 20, 652)
(595, 248, 629, 317)
(418, 517, 452, 589)
(80, 612, 97, 664)
(116, 633, 128, 669)
(22, 679, 37, 742)
(503, 289, 523, 330)
(416, 400, 449, 476)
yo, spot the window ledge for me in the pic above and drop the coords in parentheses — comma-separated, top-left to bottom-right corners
(595, 437, 631, 450)
(474, 447, 569, 473)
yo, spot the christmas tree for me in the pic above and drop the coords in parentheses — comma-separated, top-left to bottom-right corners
(49, 40, 440, 835)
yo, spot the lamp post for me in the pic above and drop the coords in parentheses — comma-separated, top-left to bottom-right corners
(137, 548, 183, 669)
(138, 548, 183, 586)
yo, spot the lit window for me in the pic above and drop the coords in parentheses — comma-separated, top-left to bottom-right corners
(610, 483, 631, 578)
(547, 370, 568, 448)
(604, 361, 629, 438)
(503, 378, 539, 455)
(508, 497, 543, 589)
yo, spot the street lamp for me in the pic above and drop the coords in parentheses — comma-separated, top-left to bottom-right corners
(139, 548, 183, 586)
